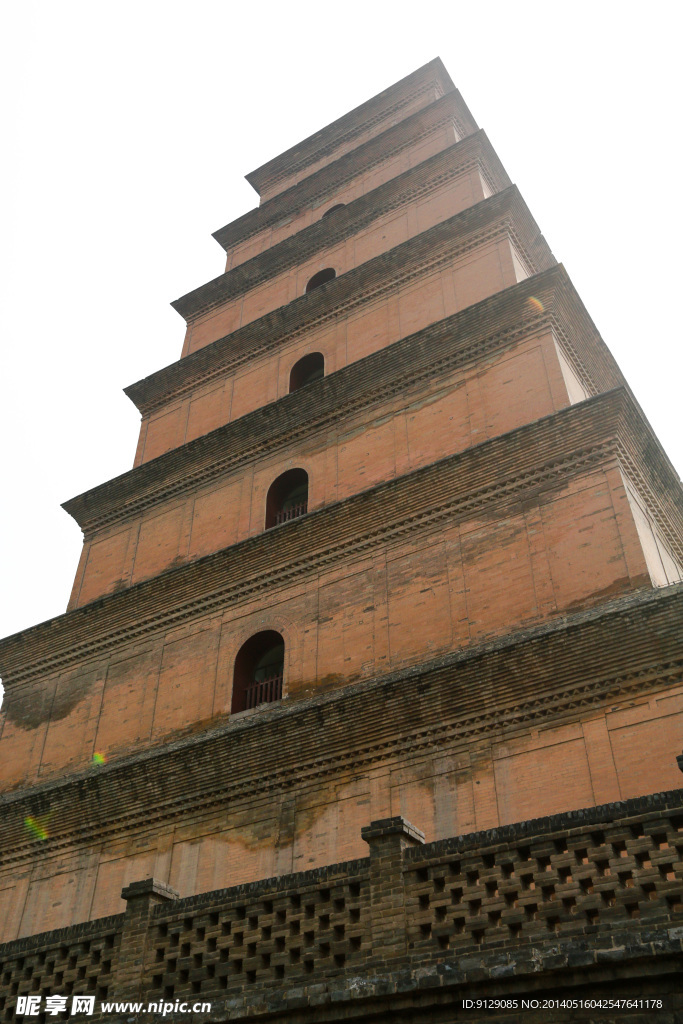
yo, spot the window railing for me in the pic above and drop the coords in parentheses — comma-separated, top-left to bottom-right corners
(274, 501, 308, 526)
(244, 673, 283, 710)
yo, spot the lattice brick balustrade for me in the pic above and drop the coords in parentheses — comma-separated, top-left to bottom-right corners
(0, 917, 121, 1021)
(144, 864, 368, 1000)
(0, 791, 681, 1020)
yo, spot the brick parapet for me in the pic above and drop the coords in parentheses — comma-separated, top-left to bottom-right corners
(0, 914, 123, 959)
(116, 880, 179, 997)
(0, 796, 680, 1020)
(362, 816, 425, 960)
(0, 915, 123, 1011)
(1, 583, 682, 870)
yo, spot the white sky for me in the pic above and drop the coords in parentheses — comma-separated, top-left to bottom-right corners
(1, 1, 681, 690)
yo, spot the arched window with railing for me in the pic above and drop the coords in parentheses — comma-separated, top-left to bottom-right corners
(265, 469, 308, 529)
(231, 630, 284, 712)
(289, 352, 324, 393)
(305, 267, 336, 293)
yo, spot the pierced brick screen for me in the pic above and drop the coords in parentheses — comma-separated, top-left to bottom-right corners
(1, 794, 681, 1020)
(404, 807, 683, 957)
(0, 918, 122, 1023)
(144, 866, 368, 999)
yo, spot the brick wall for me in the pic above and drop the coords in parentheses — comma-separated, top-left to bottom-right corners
(0, 452, 660, 787)
(1, 582, 682, 940)
(226, 126, 480, 270)
(3, 391, 682, 796)
(216, 88, 475, 258)
(75, 328, 574, 602)
(180, 195, 538, 360)
(122, 264, 617, 456)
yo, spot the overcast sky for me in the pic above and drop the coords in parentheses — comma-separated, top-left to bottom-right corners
(1, 1, 681, 682)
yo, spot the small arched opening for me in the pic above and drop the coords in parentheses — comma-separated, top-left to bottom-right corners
(289, 352, 324, 393)
(232, 630, 284, 712)
(305, 267, 336, 293)
(322, 203, 346, 219)
(265, 468, 308, 529)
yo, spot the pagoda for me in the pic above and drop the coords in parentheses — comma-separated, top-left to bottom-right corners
(1, 60, 682, 1018)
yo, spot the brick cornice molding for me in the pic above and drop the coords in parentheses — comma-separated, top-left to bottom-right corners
(129, 187, 552, 418)
(172, 185, 551, 324)
(71, 269, 623, 535)
(4, 390, 682, 686)
(244, 59, 461, 198)
(166, 134, 508, 346)
(216, 108, 489, 266)
(216, 93, 473, 253)
(1, 584, 682, 866)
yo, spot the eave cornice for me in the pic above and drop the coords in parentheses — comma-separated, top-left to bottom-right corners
(1, 581, 682, 864)
(130, 187, 553, 416)
(215, 91, 478, 253)
(71, 268, 623, 535)
(131, 132, 505, 414)
(174, 146, 519, 327)
(244, 58, 462, 198)
(4, 390, 683, 685)
(168, 135, 508, 345)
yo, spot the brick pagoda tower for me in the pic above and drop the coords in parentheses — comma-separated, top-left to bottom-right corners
(1, 61, 682, 1018)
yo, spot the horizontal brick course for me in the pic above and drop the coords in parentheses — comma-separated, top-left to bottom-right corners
(209, 132, 507, 296)
(173, 186, 553, 356)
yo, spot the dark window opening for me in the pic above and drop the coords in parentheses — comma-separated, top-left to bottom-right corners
(305, 267, 336, 293)
(289, 352, 324, 393)
(322, 204, 346, 218)
(265, 469, 308, 529)
(232, 631, 284, 713)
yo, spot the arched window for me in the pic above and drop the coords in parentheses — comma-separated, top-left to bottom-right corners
(289, 352, 324, 393)
(232, 630, 284, 712)
(265, 468, 308, 529)
(322, 203, 346, 218)
(305, 267, 336, 293)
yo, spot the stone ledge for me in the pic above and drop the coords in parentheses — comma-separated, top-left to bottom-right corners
(362, 816, 425, 845)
